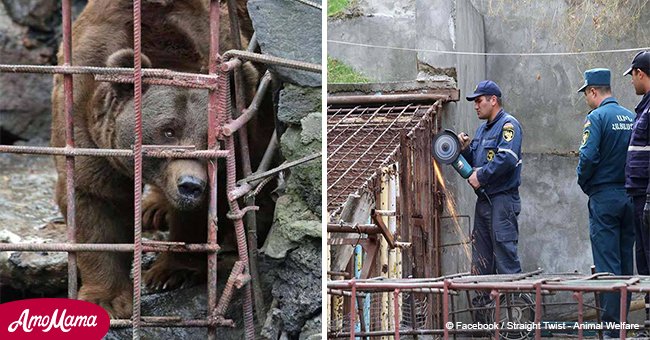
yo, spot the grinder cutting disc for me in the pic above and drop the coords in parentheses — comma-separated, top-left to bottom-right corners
(432, 129, 461, 165)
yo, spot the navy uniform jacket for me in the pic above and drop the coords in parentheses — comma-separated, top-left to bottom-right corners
(576, 97, 634, 195)
(461, 109, 523, 195)
(577, 97, 634, 196)
(625, 92, 650, 196)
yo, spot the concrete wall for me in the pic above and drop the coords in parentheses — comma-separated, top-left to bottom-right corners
(328, 0, 650, 280)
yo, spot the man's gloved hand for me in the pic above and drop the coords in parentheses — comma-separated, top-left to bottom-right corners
(645, 194, 650, 227)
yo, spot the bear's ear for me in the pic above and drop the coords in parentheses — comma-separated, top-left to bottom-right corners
(105, 48, 152, 99)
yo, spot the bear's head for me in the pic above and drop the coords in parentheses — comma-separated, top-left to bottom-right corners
(91, 49, 210, 211)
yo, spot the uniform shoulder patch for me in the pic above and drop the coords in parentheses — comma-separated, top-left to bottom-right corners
(581, 130, 590, 146)
(502, 122, 515, 142)
(583, 119, 591, 129)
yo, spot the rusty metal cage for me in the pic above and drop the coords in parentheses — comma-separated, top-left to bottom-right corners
(328, 272, 650, 340)
(0, 0, 321, 339)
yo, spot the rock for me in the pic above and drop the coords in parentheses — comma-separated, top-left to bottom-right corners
(270, 240, 321, 336)
(279, 112, 322, 216)
(0, 3, 56, 142)
(277, 85, 321, 125)
(1, 0, 57, 31)
(261, 194, 320, 259)
(299, 314, 322, 340)
(247, 0, 322, 87)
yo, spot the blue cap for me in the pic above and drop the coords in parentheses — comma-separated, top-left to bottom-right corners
(577, 68, 610, 92)
(466, 80, 502, 101)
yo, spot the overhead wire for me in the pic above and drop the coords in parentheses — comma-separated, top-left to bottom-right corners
(328, 40, 650, 56)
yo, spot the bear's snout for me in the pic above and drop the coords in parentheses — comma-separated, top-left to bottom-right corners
(177, 175, 206, 200)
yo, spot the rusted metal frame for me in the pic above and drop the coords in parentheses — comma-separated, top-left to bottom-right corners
(247, 32, 258, 52)
(443, 279, 450, 340)
(327, 106, 366, 134)
(327, 328, 495, 338)
(394, 289, 400, 340)
(371, 213, 395, 248)
(329, 107, 420, 202)
(327, 105, 387, 155)
(132, 1, 145, 337)
(574, 291, 584, 340)
(220, 72, 255, 339)
(0, 145, 230, 158)
(61, 0, 77, 301)
(206, 1, 222, 338)
(359, 236, 380, 279)
(493, 290, 501, 339)
(221, 50, 321, 73)
(222, 71, 272, 136)
(95, 74, 217, 89)
(0, 243, 220, 252)
(327, 223, 382, 234)
(0, 64, 219, 89)
(255, 129, 279, 174)
(327, 92, 459, 105)
(349, 279, 357, 340)
(328, 238, 374, 246)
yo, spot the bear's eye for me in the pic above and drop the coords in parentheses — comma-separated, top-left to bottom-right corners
(163, 128, 175, 139)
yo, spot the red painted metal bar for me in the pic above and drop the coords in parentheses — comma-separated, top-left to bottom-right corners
(0, 242, 220, 252)
(493, 290, 501, 340)
(573, 291, 584, 340)
(394, 289, 400, 340)
(132, 0, 144, 338)
(207, 1, 221, 339)
(443, 279, 449, 340)
(534, 281, 543, 340)
(620, 284, 628, 339)
(0, 145, 229, 158)
(61, 0, 77, 301)
(350, 279, 356, 340)
(0, 64, 219, 80)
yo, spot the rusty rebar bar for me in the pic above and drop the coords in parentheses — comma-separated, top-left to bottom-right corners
(132, 0, 144, 337)
(0, 145, 230, 158)
(221, 71, 272, 136)
(222, 50, 321, 73)
(215, 261, 245, 316)
(219, 67, 255, 338)
(207, 1, 221, 339)
(328, 93, 455, 105)
(0, 242, 220, 252)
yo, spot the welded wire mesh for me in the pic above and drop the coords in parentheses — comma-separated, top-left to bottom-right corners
(327, 103, 435, 212)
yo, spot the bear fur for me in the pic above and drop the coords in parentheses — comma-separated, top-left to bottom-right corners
(50, 0, 273, 318)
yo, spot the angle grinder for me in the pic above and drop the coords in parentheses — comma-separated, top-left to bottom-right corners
(432, 129, 490, 201)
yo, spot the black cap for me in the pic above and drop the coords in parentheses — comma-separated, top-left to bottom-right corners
(623, 51, 650, 76)
(466, 80, 502, 101)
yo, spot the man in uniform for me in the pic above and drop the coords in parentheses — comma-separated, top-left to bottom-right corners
(458, 80, 523, 286)
(577, 68, 635, 336)
(624, 51, 650, 329)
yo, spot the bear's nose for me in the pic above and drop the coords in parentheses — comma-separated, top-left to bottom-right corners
(177, 176, 205, 199)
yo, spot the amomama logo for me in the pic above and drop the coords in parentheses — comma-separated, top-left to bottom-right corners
(0, 298, 109, 339)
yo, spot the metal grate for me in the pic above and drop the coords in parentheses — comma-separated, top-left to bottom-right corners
(0, 1, 321, 339)
(327, 103, 439, 214)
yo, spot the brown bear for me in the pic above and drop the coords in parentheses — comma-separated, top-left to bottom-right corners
(50, 0, 272, 318)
